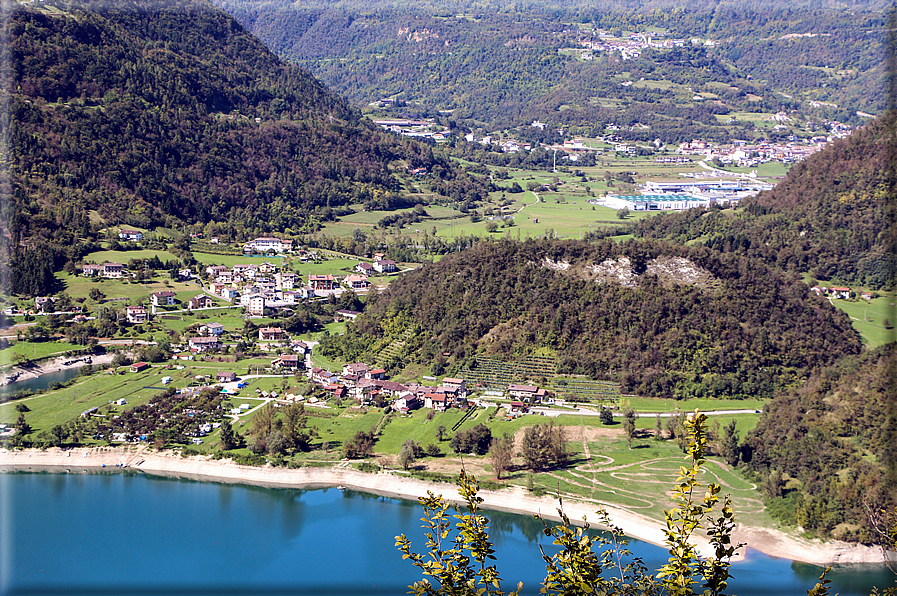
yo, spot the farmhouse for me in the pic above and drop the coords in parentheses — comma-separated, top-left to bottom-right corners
(101, 263, 124, 278)
(344, 363, 369, 376)
(188, 295, 215, 310)
(508, 384, 547, 402)
(442, 377, 467, 398)
(216, 371, 237, 383)
(118, 229, 143, 241)
(81, 264, 105, 277)
(130, 362, 150, 373)
(827, 286, 851, 299)
(392, 394, 423, 413)
(344, 275, 371, 290)
(424, 393, 448, 411)
(201, 322, 224, 336)
(34, 296, 57, 311)
(311, 367, 338, 385)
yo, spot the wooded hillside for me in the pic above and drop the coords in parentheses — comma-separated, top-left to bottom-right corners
(635, 111, 897, 289)
(3, 0, 480, 291)
(322, 238, 862, 399)
(216, 1, 887, 132)
(743, 344, 896, 542)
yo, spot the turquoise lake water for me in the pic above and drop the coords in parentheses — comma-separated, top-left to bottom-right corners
(0, 367, 83, 396)
(0, 471, 892, 596)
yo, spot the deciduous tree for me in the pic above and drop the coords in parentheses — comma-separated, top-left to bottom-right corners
(489, 433, 514, 480)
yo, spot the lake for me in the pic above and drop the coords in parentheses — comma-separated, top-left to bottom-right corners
(0, 367, 83, 396)
(0, 471, 892, 596)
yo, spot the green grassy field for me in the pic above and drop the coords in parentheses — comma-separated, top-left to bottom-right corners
(2, 340, 87, 367)
(829, 295, 896, 348)
(52, 271, 199, 305)
(314, 157, 725, 244)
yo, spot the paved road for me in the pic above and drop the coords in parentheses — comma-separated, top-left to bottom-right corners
(529, 406, 760, 418)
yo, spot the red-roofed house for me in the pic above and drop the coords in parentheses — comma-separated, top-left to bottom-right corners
(344, 275, 371, 290)
(424, 393, 448, 411)
(259, 327, 286, 341)
(272, 354, 302, 370)
(309, 274, 337, 291)
(367, 368, 387, 380)
(119, 229, 143, 242)
(125, 306, 148, 324)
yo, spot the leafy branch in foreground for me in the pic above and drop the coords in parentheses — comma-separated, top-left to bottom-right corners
(538, 501, 656, 596)
(395, 469, 522, 596)
(657, 410, 744, 596)
(398, 410, 748, 595)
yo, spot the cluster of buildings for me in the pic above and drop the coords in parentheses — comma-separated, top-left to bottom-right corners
(600, 178, 773, 211)
(204, 255, 396, 316)
(810, 286, 873, 301)
(573, 31, 697, 61)
(371, 119, 450, 142)
(296, 361, 555, 415)
(303, 362, 472, 412)
(678, 137, 832, 167)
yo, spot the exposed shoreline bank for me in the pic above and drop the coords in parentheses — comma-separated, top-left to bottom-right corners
(0, 446, 888, 567)
(2, 353, 116, 385)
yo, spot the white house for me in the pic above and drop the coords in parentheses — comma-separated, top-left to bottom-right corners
(243, 237, 292, 254)
(150, 291, 176, 306)
(118, 229, 143, 242)
(373, 259, 397, 274)
(125, 306, 148, 324)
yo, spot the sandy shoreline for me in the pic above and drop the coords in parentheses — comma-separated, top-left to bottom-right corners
(0, 446, 889, 567)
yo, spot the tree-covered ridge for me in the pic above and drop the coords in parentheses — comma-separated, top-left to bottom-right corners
(4, 0, 475, 252)
(216, 1, 887, 132)
(328, 238, 862, 399)
(743, 344, 896, 542)
(634, 111, 897, 289)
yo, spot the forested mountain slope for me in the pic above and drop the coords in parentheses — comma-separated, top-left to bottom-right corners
(321, 239, 862, 399)
(3, 0, 479, 292)
(635, 111, 897, 289)
(216, 1, 887, 132)
(743, 344, 896, 542)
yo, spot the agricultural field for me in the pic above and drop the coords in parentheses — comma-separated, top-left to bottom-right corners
(828, 294, 896, 348)
(51, 271, 202, 305)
